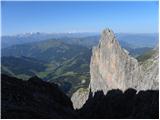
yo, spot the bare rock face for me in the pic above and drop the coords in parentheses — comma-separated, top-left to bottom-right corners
(90, 28, 159, 94)
(90, 28, 142, 94)
(71, 88, 89, 109)
(137, 47, 159, 90)
(72, 28, 159, 109)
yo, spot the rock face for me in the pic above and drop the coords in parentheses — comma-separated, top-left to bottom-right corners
(90, 28, 138, 94)
(138, 47, 159, 90)
(90, 28, 159, 94)
(71, 88, 89, 109)
(72, 28, 159, 109)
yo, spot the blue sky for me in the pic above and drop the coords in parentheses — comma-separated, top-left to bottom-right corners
(2, 1, 158, 35)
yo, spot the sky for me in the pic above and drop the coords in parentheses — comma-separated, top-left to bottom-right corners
(1, 1, 159, 35)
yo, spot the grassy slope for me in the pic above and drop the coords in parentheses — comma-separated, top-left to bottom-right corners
(2, 39, 91, 96)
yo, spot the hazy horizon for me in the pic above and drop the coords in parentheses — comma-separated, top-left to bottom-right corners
(2, 32, 159, 37)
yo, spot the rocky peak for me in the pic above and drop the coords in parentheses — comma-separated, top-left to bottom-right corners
(72, 28, 159, 109)
(90, 28, 141, 94)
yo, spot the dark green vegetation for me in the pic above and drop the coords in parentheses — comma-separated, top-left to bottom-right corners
(44, 51, 91, 95)
(2, 74, 158, 119)
(137, 49, 157, 62)
(2, 39, 91, 96)
(1, 56, 46, 79)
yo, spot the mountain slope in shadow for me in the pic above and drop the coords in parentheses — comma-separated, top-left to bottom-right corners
(1, 74, 77, 119)
(78, 89, 159, 119)
(1, 74, 159, 119)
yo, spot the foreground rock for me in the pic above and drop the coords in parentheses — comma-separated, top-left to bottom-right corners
(78, 89, 159, 119)
(1, 74, 159, 118)
(1, 74, 76, 119)
(71, 88, 89, 109)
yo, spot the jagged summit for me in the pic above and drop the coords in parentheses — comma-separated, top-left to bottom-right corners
(90, 28, 140, 94)
(101, 28, 114, 40)
(98, 28, 118, 49)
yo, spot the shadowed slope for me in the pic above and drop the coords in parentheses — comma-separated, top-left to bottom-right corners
(1, 74, 77, 119)
(1, 74, 159, 119)
(78, 89, 159, 119)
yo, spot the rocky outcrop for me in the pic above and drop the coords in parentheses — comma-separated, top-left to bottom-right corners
(72, 28, 159, 109)
(90, 28, 159, 94)
(71, 88, 89, 109)
(137, 47, 159, 90)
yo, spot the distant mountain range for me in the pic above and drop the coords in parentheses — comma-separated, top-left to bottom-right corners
(116, 33, 158, 48)
(1, 32, 99, 48)
(2, 32, 158, 48)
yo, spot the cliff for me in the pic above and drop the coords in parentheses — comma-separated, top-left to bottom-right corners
(72, 28, 159, 109)
(90, 29, 139, 94)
